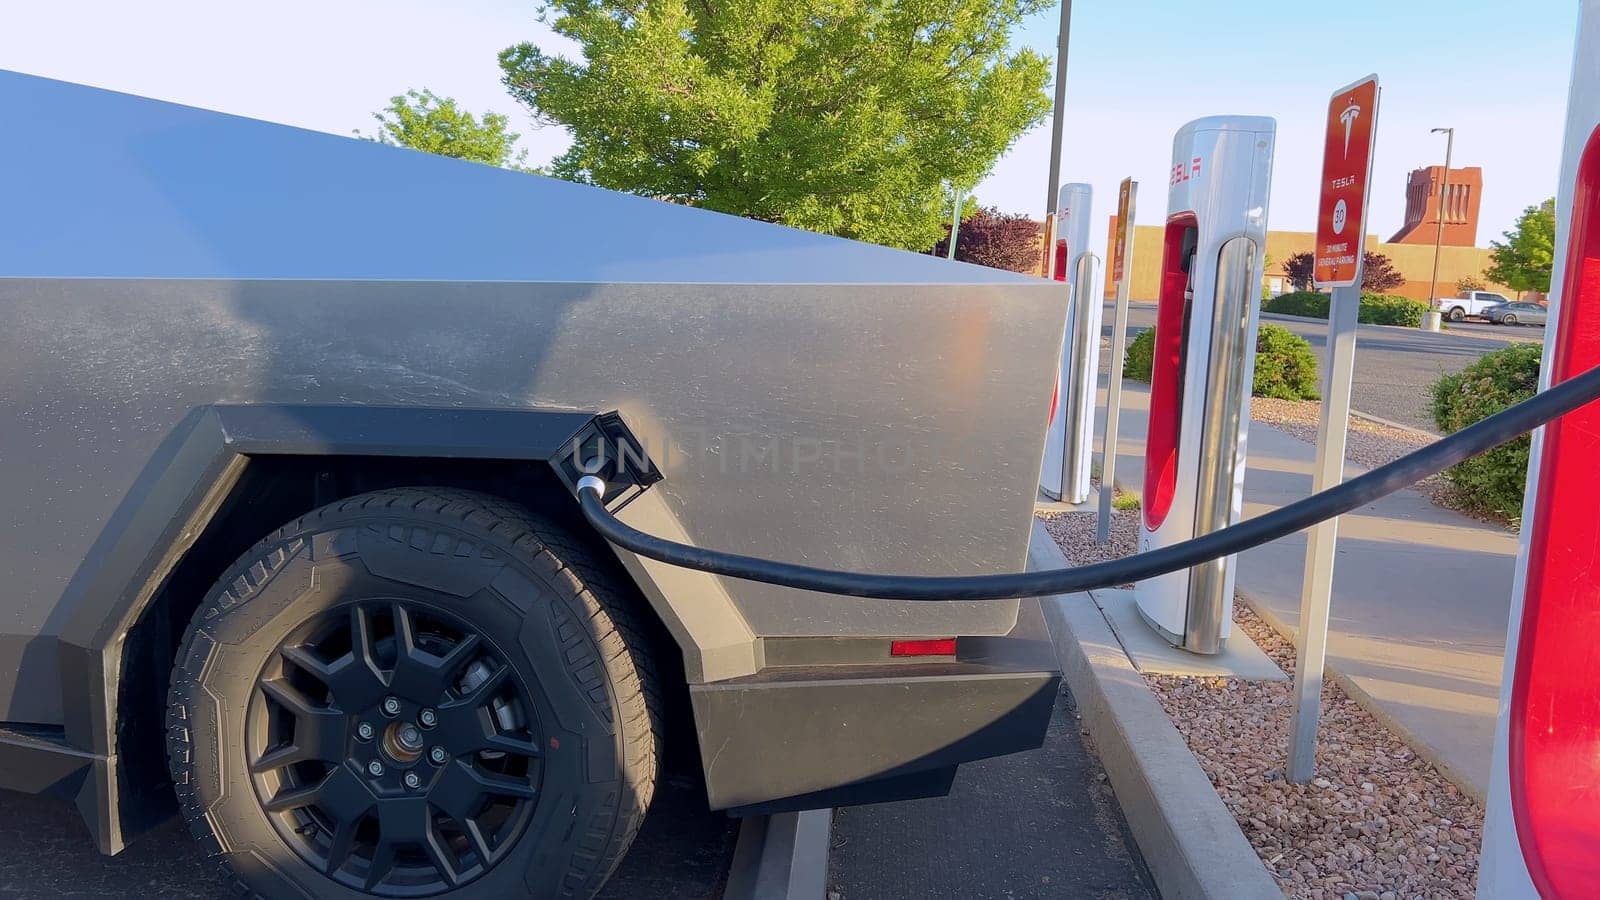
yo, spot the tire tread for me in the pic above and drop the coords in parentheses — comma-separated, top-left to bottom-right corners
(165, 487, 662, 899)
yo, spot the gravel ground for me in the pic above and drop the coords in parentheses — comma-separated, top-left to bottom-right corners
(1040, 512, 1484, 899)
(1038, 506, 1141, 587)
(1248, 398, 1510, 529)
(1149, 605, 1482, 899)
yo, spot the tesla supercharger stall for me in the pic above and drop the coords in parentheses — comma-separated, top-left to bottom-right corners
(1480, 3, 1600, 894)
(1040, 183, 1101, 503)
(1135, 116, 1276, 654)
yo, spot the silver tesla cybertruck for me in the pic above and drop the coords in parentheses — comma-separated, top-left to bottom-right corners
(0, 71, 1067, 898)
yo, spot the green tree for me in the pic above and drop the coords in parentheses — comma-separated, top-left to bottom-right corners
(358, 89, 531, 170)
(499, 0, 1051, 250)
(1486, 198, 1556, 296)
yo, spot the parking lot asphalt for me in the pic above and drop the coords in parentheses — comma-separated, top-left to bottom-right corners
(828, 683, 1158, 900)
(1109, 301, 1543, 432)
(0, 773, 738, 898)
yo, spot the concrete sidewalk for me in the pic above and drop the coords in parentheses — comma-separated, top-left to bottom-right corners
(1098, 382, 1516, 799)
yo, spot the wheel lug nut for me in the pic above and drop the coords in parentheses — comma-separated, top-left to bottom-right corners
(382, 696, 401, 717)
(419, 708, 437, 728)
(404, 771, 422, 789)
(368, 760, 385, 777)
(356, 722, 375, 741)
(429, 746, 448, 765)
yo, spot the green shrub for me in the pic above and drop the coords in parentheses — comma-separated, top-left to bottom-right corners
(1123, 323, 1319, 401)
(1265, 290, 1428, 327)
(1253, 324, 1321, 400)
(1430, 343, 1541, 521)
(1358, 292, 1428, 327)
(1263, 291, 1329, 318)
(1123, 327, 1156, 382)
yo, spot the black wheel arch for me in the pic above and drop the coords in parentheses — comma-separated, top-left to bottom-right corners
(36, 404, 692, 854)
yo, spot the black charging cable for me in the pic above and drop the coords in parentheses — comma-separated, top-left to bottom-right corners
(576, 362, 1600, 601)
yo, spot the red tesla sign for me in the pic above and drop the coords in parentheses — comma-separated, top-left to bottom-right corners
(1314, 76, 1380, 288)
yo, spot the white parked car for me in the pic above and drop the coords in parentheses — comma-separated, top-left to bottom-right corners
(1442, 290, 1514, 321)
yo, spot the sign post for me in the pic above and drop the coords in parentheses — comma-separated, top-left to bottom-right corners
(946, 188, 965, 260)
(1288, 75, 1380, 783)
(1097, 178, 1137, 544)
(1039, 214, 1058, 279)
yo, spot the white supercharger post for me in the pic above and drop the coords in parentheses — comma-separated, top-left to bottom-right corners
(1480, 2, 1600, 894)
(1040, 183, 1100, 503)
(1134, 117, 1275, 654)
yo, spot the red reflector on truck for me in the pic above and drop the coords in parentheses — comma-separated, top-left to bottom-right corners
(890, 638, 957, 657)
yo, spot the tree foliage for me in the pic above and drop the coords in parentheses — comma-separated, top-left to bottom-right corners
(1431, 342, 1542, 522)
(499, 0, 1052, 249)
(1361, 251, 1406, 292)
(931, 206, 1040, 273)
(1486, 198, 1557, 296)
(1282, 250, 1403, 291)
(1456, 275, 1487, 294)
(1283, 251, 1316, 291)
(359, 89, 530, 170)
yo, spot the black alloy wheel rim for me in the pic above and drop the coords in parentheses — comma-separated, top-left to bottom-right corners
(247, 600, 544, 896)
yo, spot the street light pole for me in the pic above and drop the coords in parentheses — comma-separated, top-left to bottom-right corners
(1044, 0, 1074, 219)
(1427, 127, 1455, 309)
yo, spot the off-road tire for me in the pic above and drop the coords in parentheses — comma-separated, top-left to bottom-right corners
(165, 488, 661, 899)
(1448, 306, 1466, 322)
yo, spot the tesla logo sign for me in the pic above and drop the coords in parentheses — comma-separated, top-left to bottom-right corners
(1314, 76, 1380, 289)
(1339, 103, 1361, 157)
(1170, 157, 1202, 186)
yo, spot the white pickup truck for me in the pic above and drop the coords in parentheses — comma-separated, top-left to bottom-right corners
(1442, 290, 1514, 321)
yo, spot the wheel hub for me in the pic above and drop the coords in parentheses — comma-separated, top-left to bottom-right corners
(382, 721, 426, 766)
(246, 600, 545, 895)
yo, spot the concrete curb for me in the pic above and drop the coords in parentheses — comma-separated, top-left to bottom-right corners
(1346, 408, 1440, 439)
(1029, 522, 1281, 900)
(723, 810, 832, 900)
(1236, 592, 1488, 805)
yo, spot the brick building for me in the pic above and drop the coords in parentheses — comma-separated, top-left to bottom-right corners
(1387, 166, 1484, 246)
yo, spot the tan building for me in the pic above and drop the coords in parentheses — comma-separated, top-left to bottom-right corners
(1103, 221, 1510, 303)
(1100, 160, 1518, 303)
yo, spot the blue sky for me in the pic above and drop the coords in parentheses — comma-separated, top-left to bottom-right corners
(0, 0, 1577, 240)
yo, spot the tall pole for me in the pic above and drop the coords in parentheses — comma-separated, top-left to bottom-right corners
(1426, 127, 1455, 309)
(1098, 179, 1137, 544)
(1044, 0, 1074, 218)
(947, 187, 964, 260)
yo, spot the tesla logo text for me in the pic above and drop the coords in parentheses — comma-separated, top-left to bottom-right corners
(1171, 157, 1202, 185)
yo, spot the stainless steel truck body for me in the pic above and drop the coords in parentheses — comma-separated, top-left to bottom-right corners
(0, 71, 1065, 898)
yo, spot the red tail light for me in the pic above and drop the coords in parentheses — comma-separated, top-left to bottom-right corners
(890, 638, 958, 657)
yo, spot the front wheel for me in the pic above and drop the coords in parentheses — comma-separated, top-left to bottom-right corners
(166, 488, 661, 899)
(1503, 314, 1518, 325)
(1448, 307, 1466, 321)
